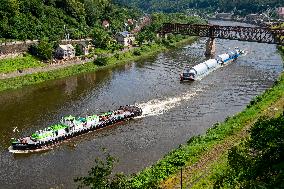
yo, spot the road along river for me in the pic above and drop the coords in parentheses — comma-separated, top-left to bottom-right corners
(0, 20, 283, 188)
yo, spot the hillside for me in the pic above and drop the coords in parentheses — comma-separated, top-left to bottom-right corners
(0, 0, 141, 41)
(115, 0, 283, 15)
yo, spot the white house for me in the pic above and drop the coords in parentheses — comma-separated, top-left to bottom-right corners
(55, 44, 75, 59)
(115, 31, 135, 47)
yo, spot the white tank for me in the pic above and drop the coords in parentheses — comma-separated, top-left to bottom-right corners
(192, 62, 209, 75)
(218, 53, 229, 62)
(204, 59, 218, 69)
(228, 51, 236, 58)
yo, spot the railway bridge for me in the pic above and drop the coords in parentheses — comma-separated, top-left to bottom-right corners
(158, 23, 284, 57)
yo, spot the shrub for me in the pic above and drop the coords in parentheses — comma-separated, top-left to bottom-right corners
(75, 44, 83, 56)
(28, 40, 54, 61)
(133, 49, 141, 56)
(94, 57, 108, 66)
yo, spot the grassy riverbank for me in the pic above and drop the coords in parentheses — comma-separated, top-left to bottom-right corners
(0, 54, 44, 74)
(0, 37, 197, 92)
(126, 68, 284, 188)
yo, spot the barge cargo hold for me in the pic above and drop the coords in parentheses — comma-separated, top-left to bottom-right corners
(180, 47, 245, 81)
(9, 105, 142, 153)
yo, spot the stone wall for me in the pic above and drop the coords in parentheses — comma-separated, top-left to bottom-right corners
(0, 40, 39, 55)
(0, 38, 92, 56)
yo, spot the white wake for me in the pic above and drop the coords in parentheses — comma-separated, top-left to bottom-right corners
(136, 89, 202, 117)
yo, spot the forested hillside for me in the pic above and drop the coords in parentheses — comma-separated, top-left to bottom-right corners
(115, 0, 283, 15)
(0, 0, 141, 41)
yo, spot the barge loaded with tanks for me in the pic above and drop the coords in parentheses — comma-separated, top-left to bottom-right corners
(9, 105, 142, 153)
(180, 47, 246, 81)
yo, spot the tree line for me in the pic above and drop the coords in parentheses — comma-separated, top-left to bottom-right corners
(0, 0, 141, 41)
(114, 0, 283, 16)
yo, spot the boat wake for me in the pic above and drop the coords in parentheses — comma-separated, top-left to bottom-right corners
(136, 89, 202, 117)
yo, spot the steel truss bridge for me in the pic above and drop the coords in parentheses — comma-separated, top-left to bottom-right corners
(159, 23, 284, 45)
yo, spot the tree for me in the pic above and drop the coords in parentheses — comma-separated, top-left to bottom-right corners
(29, 39, 54, 61)
(92, 26, 112, 49)
(0, 0, 142, 41)
(74, 151, 131, 189)
(75, 44, 83, 56)
(214, 113, 284, 188)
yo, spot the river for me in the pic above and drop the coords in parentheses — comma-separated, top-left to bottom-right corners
(0, 20, 283, 189)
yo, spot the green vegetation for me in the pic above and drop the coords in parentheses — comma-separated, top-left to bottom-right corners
(75, 151, 130, 189)
(28, 39, 54, 61)
(0, 0, 141, 41)
(213, 114, 284, 188)
(0, 54, 44, 74)
(115, 0, 283, 16)
(136, 13, 206, 46)
(75, 44, 83, 56)
(0, 61, 98, 91)
(276, 23, 284, 60)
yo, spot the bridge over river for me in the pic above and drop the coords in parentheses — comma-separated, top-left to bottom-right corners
(159, 23, 284, 45)
(0, 20, 283, 189)
(159, 23, 284, 56)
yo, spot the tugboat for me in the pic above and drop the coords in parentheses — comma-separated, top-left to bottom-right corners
(9, 105, 142, 153)
(180, 47, 246, 81)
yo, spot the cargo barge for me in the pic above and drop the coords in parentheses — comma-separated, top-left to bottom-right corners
(180, 47, 245, 81)
(9, 105, 142, 153)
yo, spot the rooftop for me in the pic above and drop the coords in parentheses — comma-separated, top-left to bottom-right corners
(59, 44, 74, 50)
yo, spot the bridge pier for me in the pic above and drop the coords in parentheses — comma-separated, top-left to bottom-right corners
(205, 37, 216, 58)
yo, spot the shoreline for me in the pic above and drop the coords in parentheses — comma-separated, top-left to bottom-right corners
(0, 37, 197, 92)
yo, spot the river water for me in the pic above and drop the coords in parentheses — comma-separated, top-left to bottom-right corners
(0, 21, 283, 189)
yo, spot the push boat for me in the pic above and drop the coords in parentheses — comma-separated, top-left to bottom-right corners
(180, 47, 246, 81)
(9, 105, 142, 153)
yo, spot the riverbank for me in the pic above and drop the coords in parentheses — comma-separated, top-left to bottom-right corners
(127, 63, 284, 188)
(0, 54, 44, 74)
(0, 37, 197, 92)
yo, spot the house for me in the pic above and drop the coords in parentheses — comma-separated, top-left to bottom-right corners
(77, 42, 93, 55)
(127, 19, 135, 25)
(277, 7, 284, 19)
(102, 20, 110, 28)
(115, 31, 135, 47)
(55, 44, 75, 59)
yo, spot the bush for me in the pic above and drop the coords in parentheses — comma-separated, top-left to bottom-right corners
(75, 44, 83, 56)
(94, 57, 108, 66)
(133, 49, 141, 56)
(114, 53, 120, 60)
(28, 40, 53, 61)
